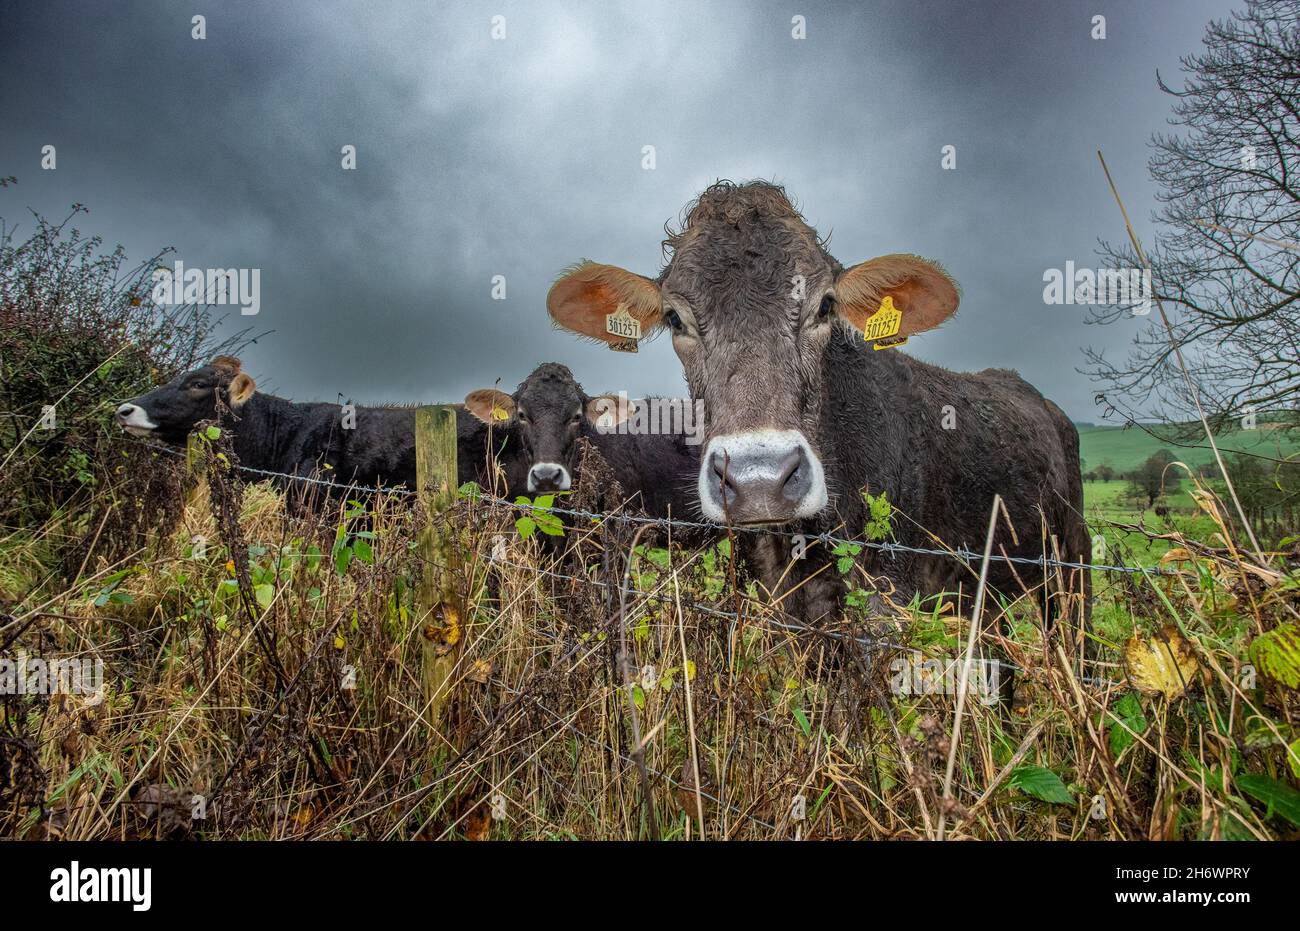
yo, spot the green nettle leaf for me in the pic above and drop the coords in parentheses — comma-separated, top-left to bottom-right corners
(792, 707, 812, 737)
(645, 547, 671, 570)
(537, 514, 565, 537)
(515, 516, 537, 539)
(353, 538, 374, 564)
(1289, 739, 1300, 781)
(534, 494, 555, 510)
(632, 684, 646, 710)
(254, 584, 274, 609)
(1009, 765, 1075, 805)
(1109, 691, 1148, 757)
(1248, 623, 1300, 689)
(1235, 773, 1300, 827)
(457, 481, 481, 500)
(334, 545, 352, 576)
(205, 426, 221, 440)
(836, 556, 855, 575)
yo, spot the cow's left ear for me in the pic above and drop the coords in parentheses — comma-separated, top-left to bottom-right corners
(547, 261, 664, 345)
(585, 394, 637, 429)
(834, 255, 959, 338)
(228, 373, 256, 407)
(465, 389, 515, 424)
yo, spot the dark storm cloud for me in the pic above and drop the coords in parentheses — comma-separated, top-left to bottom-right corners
(0, 0, 1238, 417)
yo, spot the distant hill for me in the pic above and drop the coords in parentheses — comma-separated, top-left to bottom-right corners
(1078, 423, 1299, 474)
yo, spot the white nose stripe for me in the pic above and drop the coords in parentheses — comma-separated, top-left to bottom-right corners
(527, 462, 571, 491)
(116, 404, 159, 431)
(697, 429, 827, 522)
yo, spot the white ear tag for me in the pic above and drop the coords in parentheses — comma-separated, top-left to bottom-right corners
(605, 303, 641, 351)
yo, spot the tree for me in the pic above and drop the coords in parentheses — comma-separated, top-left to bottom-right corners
(1086, 1, 1300, 435)
(1127, 449, 1180, 509)
(1096, 462, 1117, 483)
(1220, 450, 1300, 537)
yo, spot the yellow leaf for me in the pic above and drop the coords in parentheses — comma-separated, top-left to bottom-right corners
(1124, 625, 1199, 699)
(334, 633, 346, 650)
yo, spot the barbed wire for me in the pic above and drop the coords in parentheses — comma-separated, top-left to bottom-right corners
(133, 435, 1185, 578)
(478, 493, 1179, 576)
(136, 438, 417, 497)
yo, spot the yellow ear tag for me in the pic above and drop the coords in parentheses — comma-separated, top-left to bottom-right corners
(491, 406, 510, 421)
(862, 294, 902, 343)
(605, 303, 642, 348)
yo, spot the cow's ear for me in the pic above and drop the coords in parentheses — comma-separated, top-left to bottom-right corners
(547, 261, 663, 344)
(585, 394, 637, 429)
(228, 373, 256, 407)
(835, 255, 959, 338)
(465, 389, 515, 425)
(212, 355, 242, 375)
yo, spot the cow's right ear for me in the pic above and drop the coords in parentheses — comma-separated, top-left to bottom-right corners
(228, 373, 256, 407)
(547, 261, 663, 345)
(464, 389, 515, 425)
(585, 395, 637, 429)
(835, 255, 959, 339)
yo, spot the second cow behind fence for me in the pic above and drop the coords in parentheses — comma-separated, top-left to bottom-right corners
(117, 357, 701, 533)
(116, 355, 515, 503)
(463, 362, 701, 527)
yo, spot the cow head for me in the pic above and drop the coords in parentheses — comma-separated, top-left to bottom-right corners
(547, 181, 959, 525)
(464, 363, 633, 493)
(116, 355, 256, 443)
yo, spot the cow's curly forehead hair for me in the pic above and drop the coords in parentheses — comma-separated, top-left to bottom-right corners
(661, 180, 830, 265)
(517, 362, 583, 396)
(210, 355, 242, 375)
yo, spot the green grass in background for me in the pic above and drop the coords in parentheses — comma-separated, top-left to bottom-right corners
(1077, 422, 1298, 475)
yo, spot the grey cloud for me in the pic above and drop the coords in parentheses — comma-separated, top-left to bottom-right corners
(0, 0, 1239, 417)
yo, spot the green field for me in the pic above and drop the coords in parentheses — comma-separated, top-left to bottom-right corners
(1077, 422, 1298, 475)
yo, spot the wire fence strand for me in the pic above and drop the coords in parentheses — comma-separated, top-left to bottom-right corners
(134, 436, 1187, 578)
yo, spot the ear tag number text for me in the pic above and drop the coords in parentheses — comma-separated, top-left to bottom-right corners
(606, 303, 642, 340)
(862, 294, 903, 347)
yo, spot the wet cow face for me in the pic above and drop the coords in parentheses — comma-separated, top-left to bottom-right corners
(546, 181, 959, 525)
(465, 363, 632, 493)
(115, 356, 256, 443)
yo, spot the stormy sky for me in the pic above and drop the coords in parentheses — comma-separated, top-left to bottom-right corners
(1, 0, 1239, 419)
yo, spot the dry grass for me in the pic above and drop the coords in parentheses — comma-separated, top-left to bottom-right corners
(1, 443, 1298, 841)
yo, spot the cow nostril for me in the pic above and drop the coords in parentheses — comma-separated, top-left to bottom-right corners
(116, 404, 134, 419)
(709, 452, 740, 494)
(776, 449, 803, 495)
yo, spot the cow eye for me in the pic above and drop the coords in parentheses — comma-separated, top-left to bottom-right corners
(817, 294, 836, 320)
(664, 308, 684, 332)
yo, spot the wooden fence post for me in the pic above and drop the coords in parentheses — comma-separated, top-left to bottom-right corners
(185, 431, 209, 512)
(415, 405, 461, 735)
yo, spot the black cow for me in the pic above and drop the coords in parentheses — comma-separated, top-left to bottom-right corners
(463, 362, 701, 524)
(545, 181, 1091, 630)
(116, 356, 513, 497)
